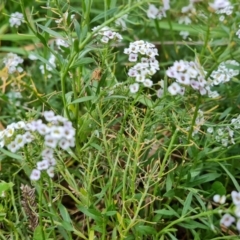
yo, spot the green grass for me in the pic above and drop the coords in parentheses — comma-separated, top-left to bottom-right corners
(0, 0, 240, 239)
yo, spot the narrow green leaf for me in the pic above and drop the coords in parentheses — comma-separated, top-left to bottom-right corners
(78, 206, 102, 221)
(70, 57, 94, 69)
(91, 7, 118, 23)
(59, 204, 72, 223)
(70, 96, 98, 104)
(219, 107, 232, 120)
(212, 181, 226, 195)
(0, 148, 23, 161)
(135, 225, 157, 235)
(73, 19, 81, 40)
(37, 23, 64, 39)
(182, 192, 193, 216)
(33, 226, 45, 240)
(0, 182, 14, 195)
(154, 209, 179, 217)
(218, 162, 240, 191)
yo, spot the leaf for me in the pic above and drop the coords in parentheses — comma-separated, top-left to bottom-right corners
(33, 226, 45, 240)
(135, 225, 157, 235)
(218, 162, 240, 191)
(70, 95, 98, 104)
(59, 204, 72, 223)
(78, 206, 102, 222)
(70, 57, 95, 69)
(0, 182, 14, 195)
(137, 95, 153, 108)
(0, 148, 23, 161)
(73, 19, 81, 40)
(187, 173, 221, 187)
(91, 7, 118, 23)
(36, 24, 64, 39)
(154, 208, 179, 217)
(219, 107, 232, 120)
(178, 220, 208, 229)
(103, 95, 128, 101)
(212, 181, 226, 195)
(104, 211, 117, 216)
(182, 192, 193, 216)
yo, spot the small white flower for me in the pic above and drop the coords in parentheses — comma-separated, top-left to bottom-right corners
(157, 89, 164, 98)
(47, 166, 55, 178)
(176, 73, 190, 85)
(231, 191, 240, 206)
(30, 169, 41, 181)
(44, 135, 58, 148)
(129, 83, 139, 93)
(62, 126, 76, 140)
(147, 4, 159, 19)
(22, 132, 34, 143)
(5, 126, 15, 137)
(213, 194, 226, 204)
(101, 36, 109, 43)
(129, 53, 138, 62)
(49, 126, 64, 139)
(58, 138, 70, 150)
(46, 157, 57, 166)
(56, 38, 69, 49)
(136, 74, 145, 83)
(207, 127, 214, 134)
(15, 121, 26, 129)
(220, 213, 235, 227)
(41, 148, 54, 158)
(43, 111, 56, 122)
(36, 123, 50, 135)
(168, 82, 181, 95)
(37, 160, 49, 170)
(128, 68, 137, 77)
(15, 134, 25, 148)
(143, 79, 153, 88)
(27, 120, 43, 131)
(9, 12, 24, 28)
(7, 141, 19, 153)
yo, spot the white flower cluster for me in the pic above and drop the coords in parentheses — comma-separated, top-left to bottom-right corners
(207, 126, 234, 147)
(39, 54, 56, 78)
(55, 38, 69, 50)
(9, 12, 24, 28)
(92, 26, 123, 44)
(0, 111, 76, 181)
(209, 60, 239, 86)
(3, 53, 24, 74)
(147, 4, 168, 20)
(166, 60, 221, 98)
(178, 0, 199, 39)
(209, 0, 233, 21)
(124, 40, 159, 93)
(213, 191, 240, 231)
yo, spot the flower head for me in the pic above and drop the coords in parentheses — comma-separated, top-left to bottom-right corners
(9, 12, 24, 28)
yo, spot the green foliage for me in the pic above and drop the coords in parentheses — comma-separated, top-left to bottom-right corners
(0, 0, 240, 239)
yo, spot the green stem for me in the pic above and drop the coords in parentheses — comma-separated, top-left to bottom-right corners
(158, 128, 179, 179)
(187, 95, 201, 143)
(38, 180, 46, 240)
